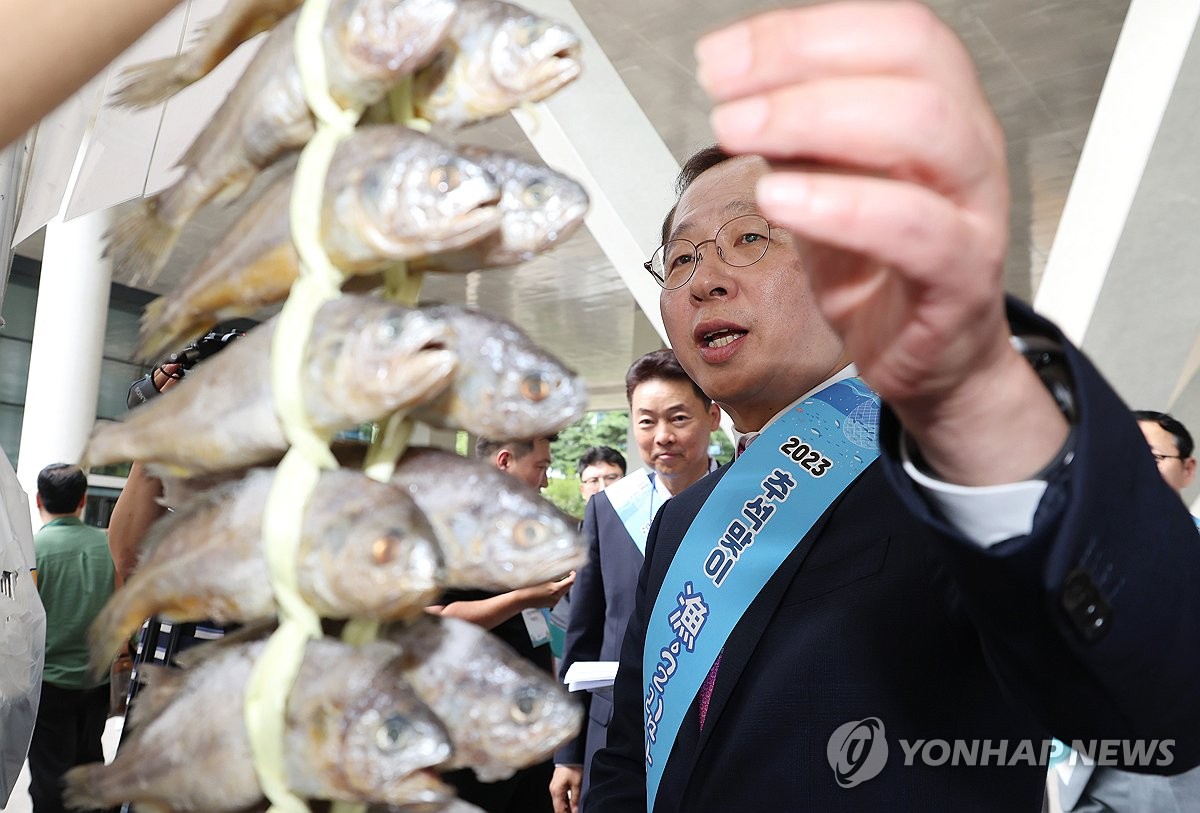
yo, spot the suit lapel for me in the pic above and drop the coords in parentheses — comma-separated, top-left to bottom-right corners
(676, 463, 876, 789)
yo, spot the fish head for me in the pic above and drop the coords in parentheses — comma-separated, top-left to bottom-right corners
(469, 667, 582, 776)
(420, 305, 588, 438)
(356, 134, 503, 260)
(452, 473, 586, 587)
(312, 476, 446, 618)
(341, 0, 459, 79)
(341, 668, 453, 800)
(457, 147, 589, 266)
(329, 297, 459, 416)
(488, 8, 582, 104)
(424, 618, 583, 777)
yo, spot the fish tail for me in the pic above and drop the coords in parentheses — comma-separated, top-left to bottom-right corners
(137, 296, 197, 364)
(104, 199, 182, 287)
(109, 55, 195, 109)
(63, 761, 131, 810)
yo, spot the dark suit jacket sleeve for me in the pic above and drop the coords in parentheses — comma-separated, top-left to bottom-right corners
(585, 494, 672, 813)
(554, 493, 609, 765)
(877, 297, 1200, 771)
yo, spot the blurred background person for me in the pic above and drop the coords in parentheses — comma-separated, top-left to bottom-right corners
(550, 446, 629, 675)
(578, 447, 626, 504)
(550, 350, 719, 813)
(28, 463, 115, 813)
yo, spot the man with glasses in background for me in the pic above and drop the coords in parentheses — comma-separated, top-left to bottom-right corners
(578, 447, 627, 504)
(585, 4, 1200, 811)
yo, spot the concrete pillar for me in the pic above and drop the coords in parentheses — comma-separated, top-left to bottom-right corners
(17, 209, 112, 531)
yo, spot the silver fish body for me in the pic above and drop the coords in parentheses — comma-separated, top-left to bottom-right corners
(410, 304, 587, 439)
(105, 0, 460, 285)
(63, 639, 453, 811)
(85, 294, 458, 476)
(383, 615, 583, 780)
(87, 467, 444, 671)
(388, 447, 586, 589)
(411, 0, 582, 129)
(136, 125, 503, 361)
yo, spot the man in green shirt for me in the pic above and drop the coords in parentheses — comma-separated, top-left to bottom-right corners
(29, 463, 115, 813)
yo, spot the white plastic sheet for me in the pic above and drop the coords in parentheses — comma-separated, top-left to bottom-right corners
(0, 448, 43, 807)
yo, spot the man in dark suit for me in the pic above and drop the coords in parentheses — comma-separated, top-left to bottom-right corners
(1055, 412, 1200, 811)
(550, 351, 719, 813)
(586, 4, 1200, 811)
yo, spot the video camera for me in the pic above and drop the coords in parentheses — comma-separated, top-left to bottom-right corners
(126, 329, 245, 409)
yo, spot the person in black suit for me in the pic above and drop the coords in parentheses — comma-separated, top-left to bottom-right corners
(550, 351, 719, 813)
(585, 3, 1200, 811)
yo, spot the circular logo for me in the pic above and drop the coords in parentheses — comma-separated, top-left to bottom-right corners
(827, 717, 888, 788)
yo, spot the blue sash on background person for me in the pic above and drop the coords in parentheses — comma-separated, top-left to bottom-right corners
(606, 469, 658, 556)
(640, 378, 881, 809)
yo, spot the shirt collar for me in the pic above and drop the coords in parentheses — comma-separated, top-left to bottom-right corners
(43, 516, 83, 527)
(650, 457, 719, 500)
(732, 364, 859, 458)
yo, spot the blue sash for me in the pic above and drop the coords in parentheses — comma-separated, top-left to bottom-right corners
(1193, 515, 1200, 532)
(606, 469, 657, 556)
(641, 377, 880, 809)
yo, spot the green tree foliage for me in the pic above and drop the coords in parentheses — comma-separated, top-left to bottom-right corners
(541, 410, 629, 518)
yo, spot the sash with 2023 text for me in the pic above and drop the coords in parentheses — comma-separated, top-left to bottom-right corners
(641, 377, 881, 809)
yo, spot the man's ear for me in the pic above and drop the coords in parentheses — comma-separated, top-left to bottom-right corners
(35, 493, 42, 510)
(707, 403, 721, 432)
(495, 449, 512, 471)
(1183, 457, 1197, 490)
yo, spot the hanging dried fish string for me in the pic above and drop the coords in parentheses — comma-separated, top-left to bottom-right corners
(245, 0, 364, 811)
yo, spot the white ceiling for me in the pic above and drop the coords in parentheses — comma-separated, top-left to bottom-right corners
(13, 0, 1200, 506)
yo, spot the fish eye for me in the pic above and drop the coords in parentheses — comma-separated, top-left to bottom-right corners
(519, 373, 551, 403)
(429, 164, 461, 193)
(378, 314, 408, 340)
(510, 686, 543, 724)
(371, 534, 404, 565)
(376, 714, 415, 751)
(521, 182, 549, 208)
(513, 519, 548, 548)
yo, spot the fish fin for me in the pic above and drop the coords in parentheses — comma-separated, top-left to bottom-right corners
(109, 55, 192, 109)
(137, 296, 202, 364)
(87, 589, 153, 680)
(211, 172, 254, 207)
(104, 199, 182, 287)
(125, 662, 188, 729)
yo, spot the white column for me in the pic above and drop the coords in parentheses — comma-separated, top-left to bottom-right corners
(17, 209, 112, 531)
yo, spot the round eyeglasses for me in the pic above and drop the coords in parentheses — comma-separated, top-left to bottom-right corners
(644, 214, 771, 290)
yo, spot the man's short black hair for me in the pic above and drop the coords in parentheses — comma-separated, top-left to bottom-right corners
(625, 348, 711, 407)
(476, 435, 558, 461)
(659, 145, 735, 245)
(37, 463, 87, 515)
(578, 446, 626, 476)
(1133, 410, 1194, 458)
